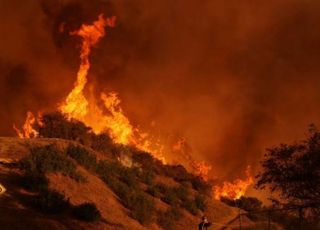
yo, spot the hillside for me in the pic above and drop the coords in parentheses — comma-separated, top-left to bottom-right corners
(0, 137, 247, 230)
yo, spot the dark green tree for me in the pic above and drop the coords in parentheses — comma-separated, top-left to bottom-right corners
(256, 125, 320, 210)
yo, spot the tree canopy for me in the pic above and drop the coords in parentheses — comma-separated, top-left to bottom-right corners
(256, 125, 320, 209)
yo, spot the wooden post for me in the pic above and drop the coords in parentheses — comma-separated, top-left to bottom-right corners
(268, 210, 271, 230)
(239, 209, 242, 230)
(298, 207, 303, 230)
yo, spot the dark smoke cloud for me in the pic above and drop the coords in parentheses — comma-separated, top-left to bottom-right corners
(1, 0, 320, 181)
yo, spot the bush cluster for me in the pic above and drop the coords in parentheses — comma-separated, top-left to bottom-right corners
(32, 189, 101, 222)
(20, 173, 49, 191)
(66, 144, 155, 224)
(32, 189, 70, 214)
(90, 133, 114, 155)
(66, 145, 97, 170)
(157, 207, 182, 230)
(38, 112, 92, 145)
(221, 196, 263, 212)
(26, 112, 214, 224)
(194, 194, 208, 211)
(36, 111, 213, 198)
(38, 112, 114, 155)
(147, 182, 206, 215)
(20, 144, 85, 184)
(73, 202, 101, 222)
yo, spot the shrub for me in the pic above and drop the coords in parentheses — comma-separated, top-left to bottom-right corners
(66, 145, 97, 170)
(112, 182, 155, 224)
(157, 207, 182, 230)
(20, 173, 49, 192)
(182, 199, 198, 215)
(73, 202, 101, 222)
(174, 185, 190, 203)
(163, 165, 191, 182)
(146, 185, 162, 198)
(132, 151, 163, 174)
(221, 196, 262, 212)
(130, 192, 155, 224)
(96, 160, 125, 184)
(238, 196, 263, 211)
(162, 188, 179, 206)
(119, 168, 139, 188)
(20, 145, 84, 182)
(154, 183, 168, 194)
(190, 176, 212, 195)
(139, 170, 155, 185)
(38, 112, 92, 145)
(194, 194, 208, 211)
(90, 133, 113, 154)
(65, 143, 155, 225)
(33, 189, 70, 214)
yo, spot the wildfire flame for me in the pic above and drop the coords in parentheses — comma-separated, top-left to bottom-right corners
(213, 166, 253, 200)
(13, 14, 222, 187)
(172, 137, 212, 180)
(58, 14, 135, 145)
(13, 111, 39, 138)
(59, 14, 115, 124)
(193, 161, 212, 181)
(58, 14, 168, 162)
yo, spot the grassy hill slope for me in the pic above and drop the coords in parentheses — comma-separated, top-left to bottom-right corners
(0, 137, 241, 230)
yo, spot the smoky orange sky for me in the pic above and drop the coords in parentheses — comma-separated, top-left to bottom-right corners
(1, 0, 320, 181)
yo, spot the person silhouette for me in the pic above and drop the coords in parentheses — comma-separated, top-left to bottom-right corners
(198, 216, 211, 230)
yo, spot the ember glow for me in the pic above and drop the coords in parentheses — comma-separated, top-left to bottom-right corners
(13, 111, 39, 138)
(213, 166, 254, 200)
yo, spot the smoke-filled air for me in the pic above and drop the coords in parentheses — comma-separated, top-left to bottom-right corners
(2, 0, 320, 203)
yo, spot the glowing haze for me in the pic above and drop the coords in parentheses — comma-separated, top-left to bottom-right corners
(14, 13, 248, 199)
(3, 0, 320, 201)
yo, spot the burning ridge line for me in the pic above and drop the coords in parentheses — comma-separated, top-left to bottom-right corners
(13, 14, 253, 201)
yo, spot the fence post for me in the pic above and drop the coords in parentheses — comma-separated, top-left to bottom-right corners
(239, 209, 242, 230)
(298, 207, 303, 230)
(268, 210, 271, 230)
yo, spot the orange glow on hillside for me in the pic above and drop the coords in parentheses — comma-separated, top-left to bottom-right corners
(13, 111, 39, 138)
(214, 166, 253, 200)
(193, 161, 212, 181)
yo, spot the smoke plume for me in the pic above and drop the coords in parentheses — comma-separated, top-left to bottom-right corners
(2, 0, 320, 181)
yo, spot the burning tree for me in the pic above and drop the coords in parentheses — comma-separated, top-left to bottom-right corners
(256, 125, 320, 211)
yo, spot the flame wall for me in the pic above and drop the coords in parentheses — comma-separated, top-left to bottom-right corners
(1, 0, 320, 182)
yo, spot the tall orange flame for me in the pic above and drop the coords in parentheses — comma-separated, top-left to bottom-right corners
(213, 166, 253, 200)
(59, 14, 116, 121)
(14, 14, 213, 173)
(58, 14, 166, 162)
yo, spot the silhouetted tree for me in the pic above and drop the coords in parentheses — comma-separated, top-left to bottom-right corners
(256, 125, 320, 211)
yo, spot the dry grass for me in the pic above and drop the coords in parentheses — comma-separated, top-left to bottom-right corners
(0, 137, 245, 230)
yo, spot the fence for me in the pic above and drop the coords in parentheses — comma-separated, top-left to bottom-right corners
(218, 205, 320, 230)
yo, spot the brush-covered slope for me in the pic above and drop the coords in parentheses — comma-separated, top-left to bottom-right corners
(0, 137, 242, 230)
